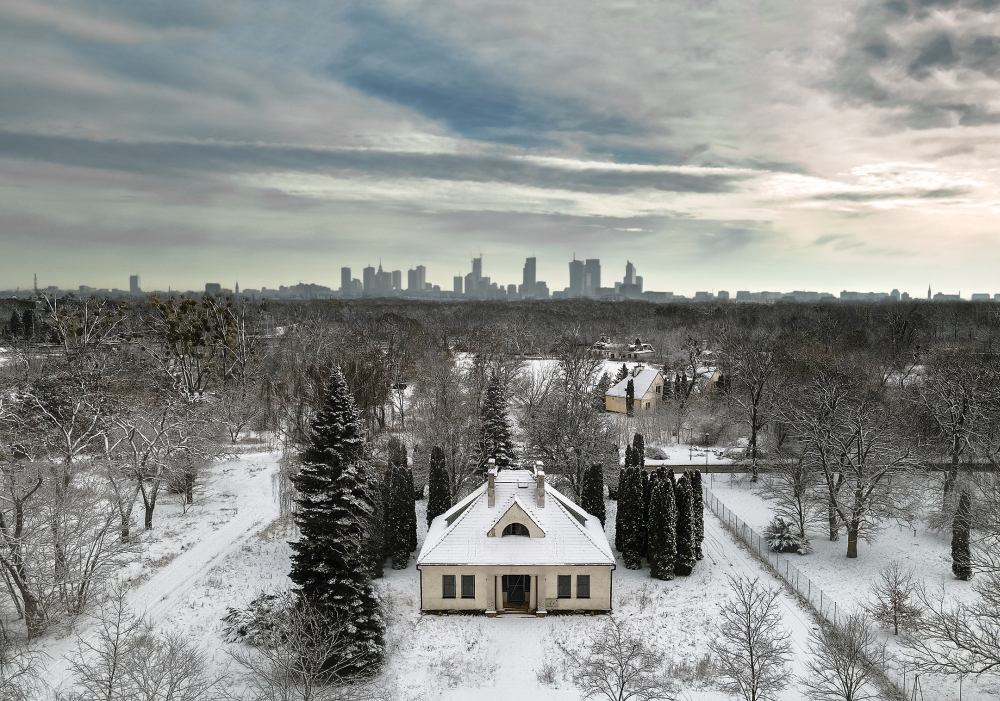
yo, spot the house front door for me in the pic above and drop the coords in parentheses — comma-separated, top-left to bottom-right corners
(501, 574, 531, 611)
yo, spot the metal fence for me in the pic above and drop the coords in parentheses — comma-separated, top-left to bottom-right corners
(701, 485, 946, 701)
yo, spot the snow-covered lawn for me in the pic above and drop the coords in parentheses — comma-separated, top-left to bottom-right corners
(37, 453, 956, 699)
(708, 474, 997, 701)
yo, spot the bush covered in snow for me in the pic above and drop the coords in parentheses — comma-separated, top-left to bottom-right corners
(222, 592, 293, 645)
(763, 516, 811, 554)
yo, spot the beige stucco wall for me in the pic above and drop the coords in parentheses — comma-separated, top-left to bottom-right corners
(418, 564, 613, 613)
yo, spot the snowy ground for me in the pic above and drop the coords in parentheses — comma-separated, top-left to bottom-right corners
(32, 447, 948, 699)
(33, 450, 283, 698)
(709, 474, 997, 701)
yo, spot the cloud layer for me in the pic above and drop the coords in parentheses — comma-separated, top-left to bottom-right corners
(0, 0, 998, 294)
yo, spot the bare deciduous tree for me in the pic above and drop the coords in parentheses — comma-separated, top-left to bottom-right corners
(801, 614, 884, 701)
(68, 585, 227, 701)
(864, 561, 920, 635)
(555, 616, 674, 701)
(0, 624, 42, 701)
(709, 575, 791, 701)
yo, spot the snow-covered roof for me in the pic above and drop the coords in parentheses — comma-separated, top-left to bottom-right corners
(606, 365, 662, 398)
(417, 470, 614, 567)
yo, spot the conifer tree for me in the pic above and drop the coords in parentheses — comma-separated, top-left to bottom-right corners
(626, 378, 635, 415)
(426, 446, 451, 527)
(952, 486, 973, 581)
(289, 367, 384, 671)
(616, 363, 629, 383)
(690, 470, 705, 560)
(632, 433, 645, 468)
(647, 474, 677, 580)
(20, 309, 32, 339)
(674, 473, 696, 575)
(616, 466, 644, 569)
(475, 374, 517, 470)
(581, 462, 606, 526)
(386, 464, 412, 569)
(8, 311, 22, 339)
(641, 468, 657, 558)
(404, 466, 418, 552)
(592, 372, 612, 410)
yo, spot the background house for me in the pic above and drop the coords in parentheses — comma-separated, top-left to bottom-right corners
(605, 364, 664, 413)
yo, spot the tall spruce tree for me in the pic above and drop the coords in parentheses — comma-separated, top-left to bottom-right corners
(404, 466, 418, 552)
(647, 473, 677, 580)
(690, 470, 705, 560)
(674, 473, 696, 576)
(581, 462, 606, 526)
(426, 446, 451, 526)
(952, 487, 973, 581)
(476, 374, 517, 470)
(641, 467, 656, 559)
(626, 378, 635, 415)
(617, 466, 644, 569)
(289, 367, 384, 671)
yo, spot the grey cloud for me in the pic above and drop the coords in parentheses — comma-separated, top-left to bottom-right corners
(812, 187, 969, 201)
(0, 131, 752, 195)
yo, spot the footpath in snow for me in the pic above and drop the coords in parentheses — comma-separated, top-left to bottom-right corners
(36, 451, 281, 697)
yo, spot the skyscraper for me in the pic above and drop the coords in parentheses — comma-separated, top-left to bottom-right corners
(568, 257, 585, 296)
(129, 274, 141, 295)
(341, 267, 351, 294)
(362, 265, 375, 294)
(522, 256, 536, 295)
(472, 256, 482, 281)
(624, 260, 636, 285)
(453, 276, 463, 294)
(391, 270, 402, 290)
(415, 264, 427, 290)
(584, 259, 601, 296)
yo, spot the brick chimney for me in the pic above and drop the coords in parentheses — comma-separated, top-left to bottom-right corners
(487, 459, 497, 508)
(534, 461, 545, 508)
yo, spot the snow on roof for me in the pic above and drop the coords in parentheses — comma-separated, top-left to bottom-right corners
(606, 365, 661, 398)
(417, 470, 614, 567)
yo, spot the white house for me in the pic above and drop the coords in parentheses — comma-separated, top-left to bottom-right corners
(605, 364, 664, 414)
(416, 464, 615, 616)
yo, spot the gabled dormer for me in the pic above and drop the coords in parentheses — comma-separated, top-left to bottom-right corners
(486, 496, 546, 538)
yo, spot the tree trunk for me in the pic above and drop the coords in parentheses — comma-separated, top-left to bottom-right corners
(144, 503, 154, 530)
(846, 521, 860, 558)
(827, 501, 839, 541)
(120, 514, 130, 541)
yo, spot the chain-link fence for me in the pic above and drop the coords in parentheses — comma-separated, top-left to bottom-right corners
(702, 484, 950, 701)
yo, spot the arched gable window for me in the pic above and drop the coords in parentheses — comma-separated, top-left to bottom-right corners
(501, 522, 531, 537)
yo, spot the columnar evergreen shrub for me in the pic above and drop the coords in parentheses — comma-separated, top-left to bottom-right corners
(674, 473, 696, 576)
(690, 470, 705, 560)
(581, 462, 606, 526)
(616, 466, 645, 569)
(426, 446, 451, 527)
(647, 475, 677, 580)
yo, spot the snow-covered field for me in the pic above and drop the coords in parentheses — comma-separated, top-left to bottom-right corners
(29, 447, 825, 700)
(37, 446, 994, 699)
(709, 474, 997, 701)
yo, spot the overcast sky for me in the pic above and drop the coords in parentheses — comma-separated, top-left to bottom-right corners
(1, 0, 998, 295)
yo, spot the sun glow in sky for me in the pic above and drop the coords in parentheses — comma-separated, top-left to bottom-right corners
(1, 0, 999, 295)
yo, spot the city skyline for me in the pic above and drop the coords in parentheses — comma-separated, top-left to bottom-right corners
(2, 3, 999, 293)
(4, 252, 981, 304)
